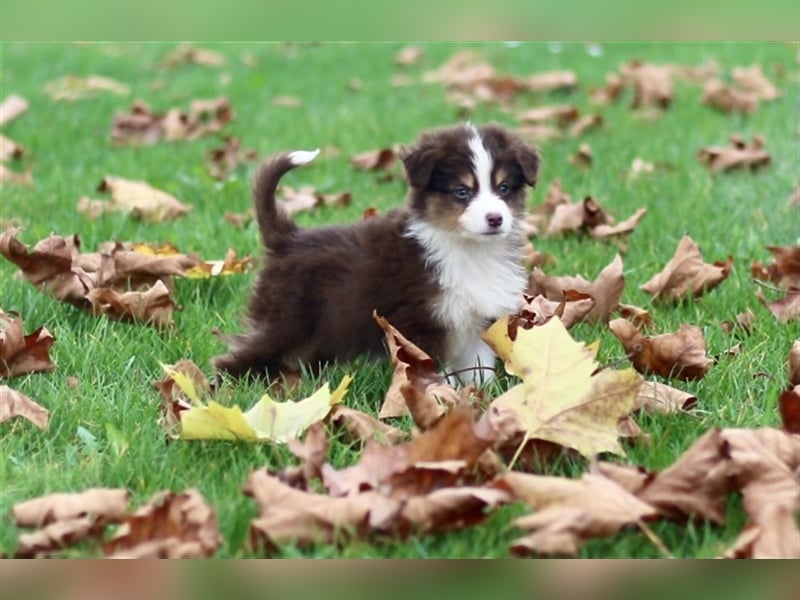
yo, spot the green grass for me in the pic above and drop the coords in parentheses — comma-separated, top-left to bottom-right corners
(1, 42, 798, 558)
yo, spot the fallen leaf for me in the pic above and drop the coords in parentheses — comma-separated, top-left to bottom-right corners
(15, 517, 107, 558)
(86, 280, 177, 328)
(640, 235, 732, 302)
(83, 176, 192, 222)
(0, 163, 33, 186)
(778, 387, 800, 434)
(507, 292, 596, 337)
(732, 65, 781, 101)
(517, 105, 580, 126)
(44, 75, 130, 101)
(701, 79, 759, 114)
(175, 370, 351, 443)
(225, 210, 253, 228)
(757, 288, 800, 323)
(524, 70, 578, 93)
(589, 73, 625, 105)
(621, 60, 674, 110)
(721, 308, 757, 335)
(609, 318, 713, 381)
(329, 404, 407, 445)
(278, 185, 352, 218)
(0, 94, 29, 126)
(751, 245, 800, 291)
(154, 359, 210, 436)
(13, 488, 129, 528)
(350, 147, 398, 171)
(395, 45, 424, 66)
(0, 310, 56, 378)
(547, 196, 611, 236)
(0, 134, 24, 162)
(633, 380, 698, 413)
(184, 248, 251, 278)
(112, 97, 234, 146)
(482, 316, 641, 460)
(698, 134, 771, 173)
(515, 124, 564, 143)
(532, 179, 571, 218)
(161, 44, 226, 69)
(568, 114, 603, 137)
(496, 470, 657, 556)
(789, 340, 800, 386)
(0, 385, 49, 430)
(568, 143, 592, 168)
(527, 254, 625, 323)
(205, 136, 257, 179)
(103, 489, 221, 558)
(589, 208, 648, 239)
(616, 303, 652, 328)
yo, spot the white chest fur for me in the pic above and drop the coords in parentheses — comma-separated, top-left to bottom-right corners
(406, 220, 526, 376)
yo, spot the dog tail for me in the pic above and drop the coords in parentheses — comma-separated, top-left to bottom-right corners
(253, 149, 320, 250)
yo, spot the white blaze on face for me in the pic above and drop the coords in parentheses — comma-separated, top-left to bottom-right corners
(458, 127, 513, 237)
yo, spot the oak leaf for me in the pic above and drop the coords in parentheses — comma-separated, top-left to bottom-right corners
(0, 385, 49, 430)
(0, 310, 56, 378)
(103, 489, 221, 558)
(482, 316, 641, 460)
(609, 318, 712, 381)
(640, 235, 732, 302)
(527, 254, 625, 323)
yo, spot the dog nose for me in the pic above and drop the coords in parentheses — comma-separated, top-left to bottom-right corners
(486, 213, 503, 228)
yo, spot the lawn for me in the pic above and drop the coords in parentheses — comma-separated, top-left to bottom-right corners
(1, 41, 798, 558)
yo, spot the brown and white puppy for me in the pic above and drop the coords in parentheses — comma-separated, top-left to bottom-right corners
(213, 123, 539, 384)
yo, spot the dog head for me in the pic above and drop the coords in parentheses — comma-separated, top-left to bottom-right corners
(401, 123, 539, 239)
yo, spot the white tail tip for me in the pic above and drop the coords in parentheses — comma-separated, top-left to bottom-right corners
(288, 149, 320, 166)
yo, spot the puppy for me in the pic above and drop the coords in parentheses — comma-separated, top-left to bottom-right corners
(213, 123, 539, 384)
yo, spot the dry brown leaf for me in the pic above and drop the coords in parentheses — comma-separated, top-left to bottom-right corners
(374, 312, 460, 420)
(616, 303, 652, 329)
(44, 75, 130, 101)
(329, 404, 407, 446)
(278, 185, 352, 218)
(0, 310, 56, 378)
(751, 245, 800, 291)
(589, 73, 625, 105)
(86, 279, 177, 328)
(609, 318, 713, 381)
(700, 79, 759, 114)
(568, 143, 592, 168)
(517, 105, 580, 126)
(350, 147, 398, 171)
(280, 423, 329, 489)
(778, 386, 800, 434)
(640, 235, 733, 302)
(103, 489, 221, 558)
(0, 134, 24, 162)
(589, 208, 648, 239)
(13, 488, 129, 528)
(633, 380, 697, 413)
(515, 124, 564, 143)
(206, 136, 257, 179)
(546, 196, 611, 236)
(533, 179, 572, 218)
(568, 114, 603, 137)
(496, 470, 658, 556)
(524, 70, 578, 93)
(112, 97, 233, 146)
(225, 210, 253, 228)
(394, 45, 424, 67)
(789, 340, 800, 387)
(0, 94, 29, 127)
(528, 254, 624, 323)
(620, 60, 674, 110)
(507, 292, 595, 337)
(698, 134, 771, 173)
(732, 65, 781, 101)
(721, 308, 757, 335)
(15, 517, 106, 558)
(0, 385, 49, 430)
(153, 358, 210, 437)
(161, 44, 226, 69)
(84, 176, 192, 222)
(757, 287, 800, 323)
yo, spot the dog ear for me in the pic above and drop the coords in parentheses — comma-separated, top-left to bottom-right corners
(515, 143, 540, 187)
(400, 144, 437, 189)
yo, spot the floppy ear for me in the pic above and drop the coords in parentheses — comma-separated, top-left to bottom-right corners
(400, 144, 438, 189)
(515, 143, 541, 187)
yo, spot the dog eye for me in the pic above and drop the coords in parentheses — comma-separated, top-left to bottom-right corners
(497, 182, 511, 196)
(453, 186, 471, 201)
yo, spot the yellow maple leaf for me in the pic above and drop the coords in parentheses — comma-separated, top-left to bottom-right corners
(483, 316, 640, 461)
(173, 373, 351, 443)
